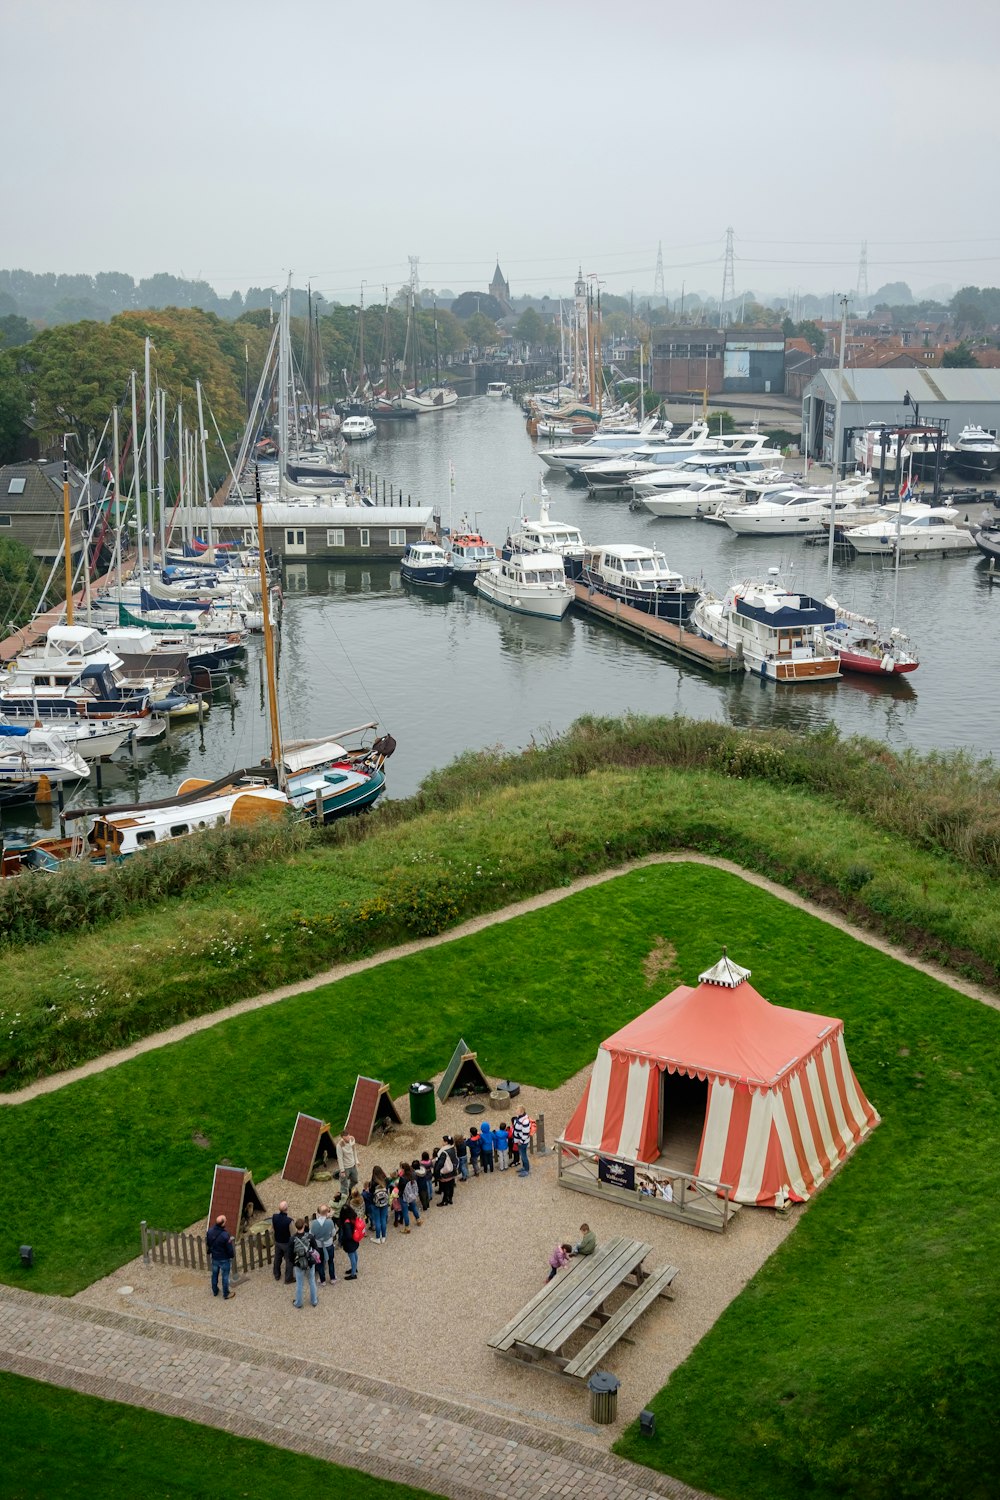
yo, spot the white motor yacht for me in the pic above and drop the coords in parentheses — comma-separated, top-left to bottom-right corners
(538, 420, 698, 474)
(505, 490, 587, 577)
(340, 414, 377, 441)
(853, 424, 910, 475)
(639, 477, 743, 518)
(580, 545, 700, 622)
(845, 504, 977, 557)
(722, 484, 877, 537)
(475, 552, 574, 620)
(691, 572, 841, 683)
(0, 724, 90, 786)
(952, 425, 1000, 476)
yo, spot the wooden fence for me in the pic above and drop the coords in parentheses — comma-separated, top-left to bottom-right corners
(140, 1221, 275, 1278)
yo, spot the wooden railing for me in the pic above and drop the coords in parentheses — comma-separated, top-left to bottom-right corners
(554, 1141, 737, 1233)
(140, 1221, 275, 1277)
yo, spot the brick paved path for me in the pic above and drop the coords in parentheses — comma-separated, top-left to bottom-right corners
(0, 1287, 711, 1500)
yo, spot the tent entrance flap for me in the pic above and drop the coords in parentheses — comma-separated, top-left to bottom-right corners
(659, 1071, 709, 1173)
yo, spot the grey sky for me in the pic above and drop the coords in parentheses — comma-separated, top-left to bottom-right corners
(3, 0, 999, 304)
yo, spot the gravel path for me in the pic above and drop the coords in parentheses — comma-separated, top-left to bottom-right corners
(77, 1067, 795, 1445)
(4, 852, 996, 1108)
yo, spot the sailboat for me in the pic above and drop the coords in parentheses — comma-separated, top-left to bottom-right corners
(398, 290, 457, 413)
(1, 486, 395, 875)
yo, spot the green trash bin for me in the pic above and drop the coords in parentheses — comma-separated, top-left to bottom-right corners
(409, 1081, 436, 1126)
(588, 1371, 621, 1425)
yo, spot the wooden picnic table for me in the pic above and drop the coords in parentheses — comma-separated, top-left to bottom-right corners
(488, 1235, 678, 1382)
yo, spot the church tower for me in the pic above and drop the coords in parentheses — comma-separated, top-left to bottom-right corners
(489, 258, 511, 314)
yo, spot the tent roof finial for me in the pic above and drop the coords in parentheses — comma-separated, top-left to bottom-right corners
(699, 950, 751, 988)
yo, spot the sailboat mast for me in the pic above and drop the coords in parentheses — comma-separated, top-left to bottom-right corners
(596, 285, 603, 417)
(826, 294, 848, 587)
(157, 387, 167, 564)
(255, 472, 283, 783)
(130, 371, 145, 585)
(62, 441, 74, 627)
(112, 401, 123, 601)
(144, 337, 156, 567)
(196, 380, 213, 554)
(434, 298, 440, 386)
(358, 285, 365, 399)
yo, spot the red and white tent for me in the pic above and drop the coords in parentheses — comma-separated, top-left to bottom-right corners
(561, 953, 879, 1207)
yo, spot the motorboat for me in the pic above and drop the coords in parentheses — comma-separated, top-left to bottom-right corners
(579, 545, 700, 622)
(504, 490, 587, 578)
(446, 528, 498, 582)
(399, 541, 454, 587)
(853, 424, 910, 475)
(639, 477, 744, 519)
(629, 455, 785, 499)
(691, 572, 841, 683)
(906, 432, 956, 475)
(486, 382, 511, 398)
(538, 419, 688, 473)
(340, 414, 377, 441)
(721, 484, 877, 537)
(823, 602, 919, 676)
(0, 724, 90, 786)
(971, 520, 1000, 564)
(0, 712, 133, 760)
(475, 552, 574, 620)
(845, 504, 977, 557)
(952, 425, 1000, 476)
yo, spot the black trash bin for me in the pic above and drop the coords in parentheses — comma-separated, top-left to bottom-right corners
(588, 1371, 621, 1425)
(409, 1080, 436, 1126)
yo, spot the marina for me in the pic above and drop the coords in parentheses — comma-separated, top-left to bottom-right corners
(2, 394, 1000, 834)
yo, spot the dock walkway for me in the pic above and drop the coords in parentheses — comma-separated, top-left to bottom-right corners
(571, 585, 741, 673)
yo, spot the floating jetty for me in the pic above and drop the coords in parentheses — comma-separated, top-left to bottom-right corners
(571, 583, 742, 673)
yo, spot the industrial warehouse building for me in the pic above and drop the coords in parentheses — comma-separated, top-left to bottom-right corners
(801, 368, 1000, 467)
(650, 328, 785, 397)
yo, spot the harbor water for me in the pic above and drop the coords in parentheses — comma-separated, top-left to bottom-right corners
(9, 397, 1000, 826)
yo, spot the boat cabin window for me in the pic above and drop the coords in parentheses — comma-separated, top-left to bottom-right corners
(623, 558, 641, 572)
(136, 830, 157, 845)
(169, 823, 190, 837)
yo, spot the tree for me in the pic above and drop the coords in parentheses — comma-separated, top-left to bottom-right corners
(0, 536, 47, 629)
(514, 307, 545, 345)
(872, 282, 913, 307)
(463, 313, 500, 350)
(798, 320, 826, 354)
(0, 315, 35, 350)
(450, 291, 504, 322)
(942, 342, 979, 368)
(0, 352, 30, 462)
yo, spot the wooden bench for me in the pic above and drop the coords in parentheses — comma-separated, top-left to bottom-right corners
(562, 1262, 679, 1382)
(489, 1236, 676, 1379)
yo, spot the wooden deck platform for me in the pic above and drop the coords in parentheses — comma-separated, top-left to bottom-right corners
(570, 584, 742, 672)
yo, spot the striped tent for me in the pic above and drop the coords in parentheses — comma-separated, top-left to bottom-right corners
(561, 952, 879, 1207)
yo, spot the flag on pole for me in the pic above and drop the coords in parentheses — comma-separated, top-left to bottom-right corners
(899, 473, 912, 502)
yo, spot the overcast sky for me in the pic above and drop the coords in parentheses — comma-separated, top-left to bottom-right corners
(3, 0, 999, 305)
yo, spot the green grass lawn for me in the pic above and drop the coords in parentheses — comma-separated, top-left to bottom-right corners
(2, 861, 997, 1499)
(1, 1370, 439, 1498)
(4, 767, 1000, 1088)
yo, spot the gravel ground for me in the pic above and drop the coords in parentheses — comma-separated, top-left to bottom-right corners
(77, 1066, 795, 1444)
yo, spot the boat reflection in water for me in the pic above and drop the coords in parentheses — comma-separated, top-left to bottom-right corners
(491, 606, 575, 661)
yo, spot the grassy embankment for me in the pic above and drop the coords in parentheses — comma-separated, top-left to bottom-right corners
(1, 1370, 437, 1499)
(0, 858, 997, 1500)
(2, 716, 1000, 1088)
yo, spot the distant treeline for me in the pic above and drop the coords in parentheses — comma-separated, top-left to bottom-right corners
(0, 270, 300, 327)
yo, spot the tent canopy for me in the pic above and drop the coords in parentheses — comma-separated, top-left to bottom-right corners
(561, 952, 879, 1207)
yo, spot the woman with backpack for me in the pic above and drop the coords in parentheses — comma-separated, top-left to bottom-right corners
(368, 1166, 390, 1244)
(435, 1137, 458, 1206)
(291, 1218, 319, 1307)
(399, 1163, 423, 1231)
(338, 1205, 364, 1278)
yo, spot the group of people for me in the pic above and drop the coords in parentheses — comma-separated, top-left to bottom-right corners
(206, 1111, 537, 1308)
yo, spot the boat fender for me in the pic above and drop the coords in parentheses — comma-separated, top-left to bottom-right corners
(760, 661, 767, 679)
(880, 654, 895, 673)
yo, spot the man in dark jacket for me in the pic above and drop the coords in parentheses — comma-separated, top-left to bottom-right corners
(206, 1215, 236, 1300)
(271, 1200, 294, 1284)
